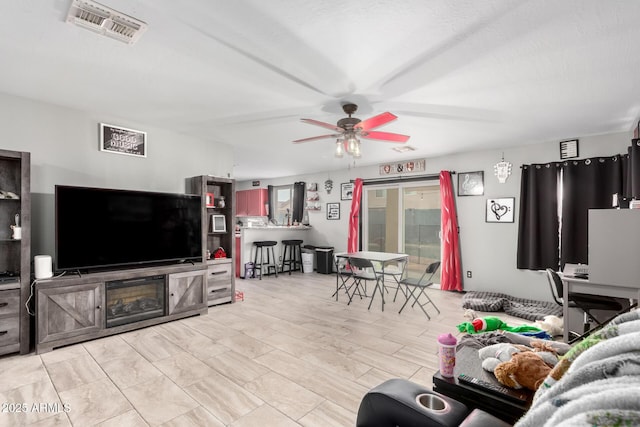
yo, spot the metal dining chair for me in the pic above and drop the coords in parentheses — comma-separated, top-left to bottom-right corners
(398, 261, 441, 319)
(333, 255, 365, 304)
(348, 257, 386, 311)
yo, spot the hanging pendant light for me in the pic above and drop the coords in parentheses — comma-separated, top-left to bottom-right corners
(335, 139, 344, 158)
(346, 132, 358, 154)
(352, 140, 362, 158)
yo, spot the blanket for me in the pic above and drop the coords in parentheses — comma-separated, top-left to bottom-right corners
(462, 291, 562, 321)
(515, 309, 640, 427)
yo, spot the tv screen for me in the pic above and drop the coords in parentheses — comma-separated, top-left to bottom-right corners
(55, 185, 202, 272)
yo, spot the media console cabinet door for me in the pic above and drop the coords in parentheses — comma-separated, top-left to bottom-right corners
(37, 282, 103, 345)
(168, 270, 206, 315)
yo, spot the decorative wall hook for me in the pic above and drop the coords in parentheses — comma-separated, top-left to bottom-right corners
(324, 178, 333, 194)
(494, 153, 512, 184)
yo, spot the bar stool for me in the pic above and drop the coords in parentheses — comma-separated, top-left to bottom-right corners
(253, 241, 278, 280)
(281, 239, 303, 274)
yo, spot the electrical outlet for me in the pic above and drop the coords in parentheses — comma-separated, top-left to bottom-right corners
(466, 271, 472, 278)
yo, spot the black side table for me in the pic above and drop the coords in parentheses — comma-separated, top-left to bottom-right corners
(432, 346, 533, 424)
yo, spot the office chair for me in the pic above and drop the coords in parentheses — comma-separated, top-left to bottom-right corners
(545, 268, 626, 341)
(348, 257, 386, 311)
(398, 261, 441, 319)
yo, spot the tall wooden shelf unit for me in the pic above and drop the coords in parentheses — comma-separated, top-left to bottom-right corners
(186, 176, 236, 306)
(0, 149, 30, 355)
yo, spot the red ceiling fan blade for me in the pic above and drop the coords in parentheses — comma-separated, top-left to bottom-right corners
(300, 118, 343, 132)
(293, 134, 341, 143)
(360, 131, 410, 143)
(355, 112, 397, 131)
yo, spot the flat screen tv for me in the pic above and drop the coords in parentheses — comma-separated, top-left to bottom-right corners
(55, 185, 202, 272)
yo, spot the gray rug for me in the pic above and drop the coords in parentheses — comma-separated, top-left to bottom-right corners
(462, 291, 562, 321)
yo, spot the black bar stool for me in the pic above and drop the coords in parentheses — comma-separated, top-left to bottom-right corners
(281, 239, 303, 274)
(253, 241, 278, 280)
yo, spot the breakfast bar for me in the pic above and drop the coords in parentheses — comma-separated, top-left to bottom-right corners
(237, 225, 312, 278)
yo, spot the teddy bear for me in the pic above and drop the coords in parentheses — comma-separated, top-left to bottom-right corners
(494, 351, 553, 391)
(528, 340, 559, 367)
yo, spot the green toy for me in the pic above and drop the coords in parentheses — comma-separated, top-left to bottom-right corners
(457, 316, 543, 334)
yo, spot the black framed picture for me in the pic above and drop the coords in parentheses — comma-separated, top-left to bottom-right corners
(327, 203, 340, 220)
(99, 123, 147, 157)
(458, 171, 484, 196)
(341, 182, 354, 200)
(559, 139, 579, 160)
(486, 198, 515, 223)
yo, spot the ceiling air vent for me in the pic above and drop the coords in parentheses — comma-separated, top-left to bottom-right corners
(66, 0, 147, 45)
(393, 146, 416, 153)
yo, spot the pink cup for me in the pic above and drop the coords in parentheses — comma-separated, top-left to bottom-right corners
(438, 333, 457, 378)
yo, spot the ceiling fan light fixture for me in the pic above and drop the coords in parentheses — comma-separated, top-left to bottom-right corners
(346, 133, 359, 153)
(352, 141, 362, 158)
(335, 140, 344, 158)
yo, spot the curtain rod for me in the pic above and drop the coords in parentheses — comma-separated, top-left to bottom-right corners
(354, 171, 455, 185)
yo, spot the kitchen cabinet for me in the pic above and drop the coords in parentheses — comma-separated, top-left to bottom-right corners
(236, 188, 268, 216)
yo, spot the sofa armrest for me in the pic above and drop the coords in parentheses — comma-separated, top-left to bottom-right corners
(459, 408, 512, 427)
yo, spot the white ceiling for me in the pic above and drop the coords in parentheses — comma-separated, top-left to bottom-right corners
(1, 1, 640, 180)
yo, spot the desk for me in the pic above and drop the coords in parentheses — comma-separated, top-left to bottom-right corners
(432, 346, 532, 424)
(560, 274, 640, 342)
(334, 251, 408, 310)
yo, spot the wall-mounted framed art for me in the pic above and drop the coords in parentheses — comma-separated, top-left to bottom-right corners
(99, 123, 147, 157)
(341, 182, 354, 200)
(486, 197, 515, 223)
(559, 139, 579, 160)
(327, 203, 340, 220)
(458, 171, 484, 196)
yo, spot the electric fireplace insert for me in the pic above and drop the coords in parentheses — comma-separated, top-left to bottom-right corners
(105, 275, 166, 328)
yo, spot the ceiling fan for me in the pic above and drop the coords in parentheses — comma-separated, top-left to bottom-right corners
(293, 103, 410, 158)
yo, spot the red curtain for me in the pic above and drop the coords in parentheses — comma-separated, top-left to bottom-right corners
(439, 171, 463, 291)
(347, 178, 363, 253)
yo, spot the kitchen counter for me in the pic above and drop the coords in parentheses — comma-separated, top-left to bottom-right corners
(239, 225, 312, 230)
(237, 226, 312, 278)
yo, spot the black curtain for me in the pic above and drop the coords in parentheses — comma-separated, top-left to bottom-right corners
(291, 182, 306, 223)
(626, 139, 640, 199)
(267, 185, 275, 219)
(560, 156, 622, 266)
(517, 163, 561, 270)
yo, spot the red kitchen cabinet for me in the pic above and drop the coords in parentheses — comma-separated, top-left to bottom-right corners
(236, 188, 268, 216)
(236, 190, 248, 216)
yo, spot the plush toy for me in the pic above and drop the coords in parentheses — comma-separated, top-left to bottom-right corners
(478, 343, 529, 372)
(457, 316, 543, 334)
(528, 340, 559, 367)
(532, 315, 564, 337)
(494, 351, 553, 391)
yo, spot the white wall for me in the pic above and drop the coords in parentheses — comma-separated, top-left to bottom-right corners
(238, 131, 633, 301)
(0, 92, 234, 258)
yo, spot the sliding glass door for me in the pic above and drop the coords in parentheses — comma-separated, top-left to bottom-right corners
(363, 181, 441, 281)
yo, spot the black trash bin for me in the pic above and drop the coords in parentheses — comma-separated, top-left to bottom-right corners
(315, 246, 334, 274)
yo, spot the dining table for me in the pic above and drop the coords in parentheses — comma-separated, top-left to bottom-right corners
(334, 251, 409, 311)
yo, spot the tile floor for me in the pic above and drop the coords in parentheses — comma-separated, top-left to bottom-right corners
(0, 272, 527, 426)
